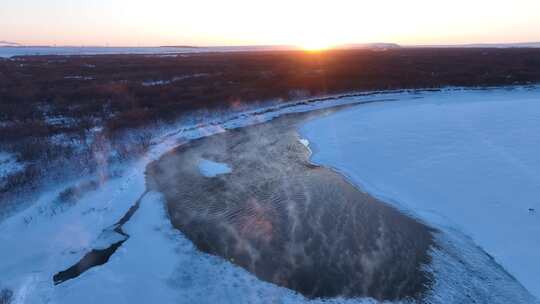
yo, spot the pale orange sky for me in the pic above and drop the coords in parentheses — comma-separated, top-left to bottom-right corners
(2, 0, 540, 48)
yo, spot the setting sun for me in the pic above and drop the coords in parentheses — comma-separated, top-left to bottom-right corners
(294, 31, 342, 51)
(298, 41, 335, 51)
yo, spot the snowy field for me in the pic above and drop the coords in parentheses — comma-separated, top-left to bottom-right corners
(300, 87, 540, 299)
(0, 45, 292, 58)
(1, 86, 539, 303)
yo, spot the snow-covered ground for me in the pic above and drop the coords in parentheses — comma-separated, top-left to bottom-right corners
(300, 87, 540, 299)
(1, 86, 539, 303)
(0, 45, 293, 58)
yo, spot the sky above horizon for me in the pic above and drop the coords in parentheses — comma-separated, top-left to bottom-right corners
(2, 0, 540, 48)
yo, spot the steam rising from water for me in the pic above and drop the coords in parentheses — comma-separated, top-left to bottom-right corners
(148, 113, 434, 301)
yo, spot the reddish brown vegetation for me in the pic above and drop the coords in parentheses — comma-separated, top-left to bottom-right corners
(2, 48, 540, 137)
(1, 48, 540, 199)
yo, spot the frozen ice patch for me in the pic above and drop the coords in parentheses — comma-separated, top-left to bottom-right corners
(198, 159, 232, 177)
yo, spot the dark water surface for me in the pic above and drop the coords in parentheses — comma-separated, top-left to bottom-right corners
(147, 111, 435, 301)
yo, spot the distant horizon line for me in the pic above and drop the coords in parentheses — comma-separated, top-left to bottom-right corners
(1, 41, 540, 49)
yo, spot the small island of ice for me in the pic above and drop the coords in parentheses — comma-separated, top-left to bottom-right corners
(198, 159, 232, 177)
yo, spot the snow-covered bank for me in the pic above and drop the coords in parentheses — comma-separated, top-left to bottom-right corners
(300, 87, 540, 299)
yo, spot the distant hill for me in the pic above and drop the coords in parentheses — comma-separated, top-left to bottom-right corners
(461, 42, 540, 48)
(0, 41, 20, 47)
(412, 42, 540, 48)
(342, 43, 401, 50)
(159, 45, 201, 48)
